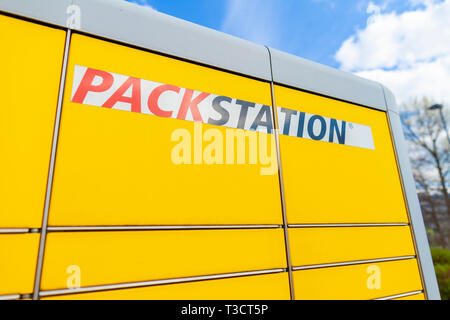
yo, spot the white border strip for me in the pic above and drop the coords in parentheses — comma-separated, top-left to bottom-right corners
(384, 94, 441, 300)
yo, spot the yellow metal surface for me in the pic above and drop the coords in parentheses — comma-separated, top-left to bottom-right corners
(274, 85, 409, 223)
(47, 33, 282, 226)
(0, 17, 427, 301)
(0, 233, 39, 295)
(392, 293, 425, 300)
(41, 229, 286, 290)
(0, 15, 65, 227)
(289, 226, 416, 266)
(293, 259, 423, 300)
(44, 272, 290, 300)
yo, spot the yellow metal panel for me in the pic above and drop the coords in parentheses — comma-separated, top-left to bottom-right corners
(44, 272, 290, 300)
(289, 226, 416, 266)
(274, 85, 408, 223)
(41, 229, 286, 290)
(392, 293, 425, 300)
(0, 233, 39, 295)
(293, 259, 423, 300)
(0, 15, 65, 228)
(48, 33, 282, 226)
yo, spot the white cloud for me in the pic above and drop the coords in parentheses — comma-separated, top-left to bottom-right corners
(335, 0, 450, 104)
(366, 2, 382, 15)
(125, 0, 156, 10)
(220, 0, 279, 47)
(356, 55, 450, 104)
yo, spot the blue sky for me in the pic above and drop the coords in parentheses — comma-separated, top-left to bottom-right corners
(126, 0, 430, 68)
(126, 0, 450, 105)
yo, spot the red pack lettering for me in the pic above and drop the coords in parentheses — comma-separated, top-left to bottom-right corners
(177, 89, 209, 122)
(147, 84, 181, 118)
(72, 68, 114, 104)
(102, 76, 141, 113)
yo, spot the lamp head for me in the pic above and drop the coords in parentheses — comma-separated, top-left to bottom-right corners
(429, 104, 443, 110)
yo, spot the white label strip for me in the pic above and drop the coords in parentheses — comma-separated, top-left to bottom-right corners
(71, 65, 375, 149)
(71, 65, 273, 134)
(277, 107, 375, 150)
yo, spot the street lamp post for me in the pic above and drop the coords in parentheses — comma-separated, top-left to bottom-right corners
(429, 104, 450, 145)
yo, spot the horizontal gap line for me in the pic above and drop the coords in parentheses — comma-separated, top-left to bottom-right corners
(2, 224, 409, 233)
(0, 228, 31, 234)
(46, 225, 282, 232)
(39, 268, 287, 297)
(0, 294, 21, 300)
(373, 290, 424, 300)
(292, 256, 416, 271)
(288, 223, 409, 228)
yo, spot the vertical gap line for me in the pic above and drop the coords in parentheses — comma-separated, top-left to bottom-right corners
(32, 29, 72, 300)
(265, 46, 295, 300)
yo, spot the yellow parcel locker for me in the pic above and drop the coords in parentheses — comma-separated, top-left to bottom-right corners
(40, 229, 286, 290)
(48, 33, 282, 226)
(0, 15, 65, 227)
(293, 258, 423, 300)
(44, 272, 290, 300)
(274, 85, 409, 224)
(288, 226, 416, 267)
(0, 233, 39, 295)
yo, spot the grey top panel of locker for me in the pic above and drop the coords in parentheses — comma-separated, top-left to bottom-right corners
(0, 0, 389, 111)
(269, 49, 387, 110)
